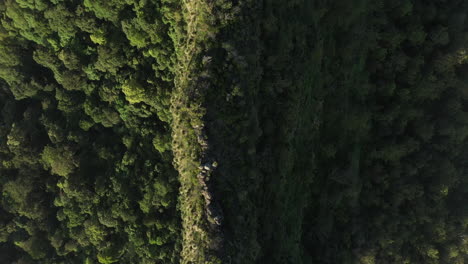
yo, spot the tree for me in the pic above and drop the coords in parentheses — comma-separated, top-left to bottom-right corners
(41, 145, 77, 177)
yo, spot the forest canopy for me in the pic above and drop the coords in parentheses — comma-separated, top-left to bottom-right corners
(1, 0, 468, 264)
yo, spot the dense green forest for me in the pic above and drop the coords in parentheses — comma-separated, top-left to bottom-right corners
(1, 0, 468, 263)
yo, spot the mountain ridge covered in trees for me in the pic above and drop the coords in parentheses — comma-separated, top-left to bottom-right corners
(1, 0, 468, 264)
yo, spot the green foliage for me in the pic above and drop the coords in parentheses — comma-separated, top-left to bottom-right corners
(121, 19, 149, 49)
(15, 236, 48, 260)
(152, 133, 171, 153)
(41, 145, 76, 177)
(94, 45, 126, 74)
(0, 1, 181, 261)
(43, 4, 76, 45)
(0, 0, 468, 264)
(83, 219, 106, 246)
(121, 79, 147, 104)
(83, 0, 125, 23)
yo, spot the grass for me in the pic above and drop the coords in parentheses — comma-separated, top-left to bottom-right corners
(169, 0, 224, 263)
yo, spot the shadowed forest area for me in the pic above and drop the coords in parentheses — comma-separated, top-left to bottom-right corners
(1, 0, 468, 263)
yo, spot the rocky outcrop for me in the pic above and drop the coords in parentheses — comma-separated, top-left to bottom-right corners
(197, 161, 224, 227)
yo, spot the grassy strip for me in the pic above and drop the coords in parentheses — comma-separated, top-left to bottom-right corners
(169, 0, 229, 263)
